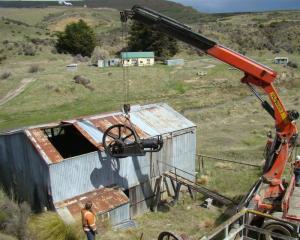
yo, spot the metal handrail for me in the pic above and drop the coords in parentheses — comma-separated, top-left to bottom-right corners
(156, 160, 197, 179)
(196, 154, 261, 168)
(200, 209, 299, 240)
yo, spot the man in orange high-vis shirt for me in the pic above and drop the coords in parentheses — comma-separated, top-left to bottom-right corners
(81, 201, 98, 240)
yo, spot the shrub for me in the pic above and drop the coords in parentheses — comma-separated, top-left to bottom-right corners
(28, 65, 41, 73)
(73, 54, 89, 62)
(55, 19, 96, 57)
(0, 72, 11, 80)
(91, 46, 109, 65)
(73, 75, 90, 85)
(23, 44, 36, 56)
(28, 212, 79, 240)
(287, 61, 298, 69)
(128, 20, 178, 60)
(0, 232, 17, 240)
(0, 55, 7, 63)
(0, 189, 31, 240)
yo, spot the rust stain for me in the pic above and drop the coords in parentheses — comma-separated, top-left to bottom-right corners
(28, 129, 63, 163)
(91, 114, 149, 139)
(55, 188, 129, 219)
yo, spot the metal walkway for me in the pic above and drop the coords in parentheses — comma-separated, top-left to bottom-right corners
(164, 171, 235, 206)
(288, 186, 300, 217)
(199, 209, 299, 240)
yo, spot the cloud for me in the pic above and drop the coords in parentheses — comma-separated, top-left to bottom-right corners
(171, 0, 300, 13)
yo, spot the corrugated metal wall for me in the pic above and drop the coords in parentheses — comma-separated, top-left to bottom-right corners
(49, 128, 196, 203)
(172, 129, 196, 181)
(108, 203, 130, 225)
(0, 132, 52, 210)
(129, 180, 155, 217)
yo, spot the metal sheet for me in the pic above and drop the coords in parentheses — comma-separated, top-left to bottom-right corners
(54, 188, 129, 223)
(0, 132, 51, 211)
(26, 129, 63, 163)
(49, 151, 154, 202)
(131, 103, 196, 135)
(77, 120, 104, 143)
(90, 114, 149, 139)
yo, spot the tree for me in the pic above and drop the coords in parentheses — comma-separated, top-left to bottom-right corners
(127, 21, 178, 60)
(91, 46, 109, 65)
(55, 19, 96, 57)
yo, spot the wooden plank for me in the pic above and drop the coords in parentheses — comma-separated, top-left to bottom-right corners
(164, 171, 234, 205)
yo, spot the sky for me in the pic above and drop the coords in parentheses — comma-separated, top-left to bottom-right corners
(170, 0, 300, 13)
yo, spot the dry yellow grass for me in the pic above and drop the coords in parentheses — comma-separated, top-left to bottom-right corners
(197, 175, 210, 185)
(48, 17, 96, 31)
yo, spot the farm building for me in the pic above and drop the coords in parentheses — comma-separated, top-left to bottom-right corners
(165, 59, 184, 66)
(121, 52, 155, 67)
(0, 103, 196, 226)
(97, 58, 121, 68)
(274, 57, 289, 65)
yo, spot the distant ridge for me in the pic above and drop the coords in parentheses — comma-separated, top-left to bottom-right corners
(0, 0, 204, 23)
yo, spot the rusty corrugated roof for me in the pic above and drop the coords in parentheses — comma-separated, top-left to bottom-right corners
(55, 187, 129, 220)
(26, 129, 63, 163)
(9, 103, 195, 164)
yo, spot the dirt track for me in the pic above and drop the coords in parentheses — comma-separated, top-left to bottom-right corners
(0, 78, 35, 106)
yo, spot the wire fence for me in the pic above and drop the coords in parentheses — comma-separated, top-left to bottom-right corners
(196, 154, 261, 174)
(195, 154, 262, 199)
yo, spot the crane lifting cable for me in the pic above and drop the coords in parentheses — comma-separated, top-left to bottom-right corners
(102, 19, 163, 158)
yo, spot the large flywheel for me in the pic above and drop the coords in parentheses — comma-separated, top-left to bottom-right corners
(103, 123, 163, 158)
(158, 231, 186, 240)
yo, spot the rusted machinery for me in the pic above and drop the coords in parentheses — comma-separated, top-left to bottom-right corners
(102, 105, 163, 158)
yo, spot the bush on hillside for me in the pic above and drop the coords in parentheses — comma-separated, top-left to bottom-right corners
(128, 20, 179, 60)
(0, 189, 31, 240)
(0, 71, 11, 80)
(55, 19, 96, 57)
(91, 46, 109, 65)
(28, 212, 80, 240)
(28, 65, 42, 73)
(23, 44, 36, 56)
(287, 61, 298, 69)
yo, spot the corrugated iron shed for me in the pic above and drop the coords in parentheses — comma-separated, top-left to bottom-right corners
(22, 103, 195, 164)
(0, 102, 197, 220)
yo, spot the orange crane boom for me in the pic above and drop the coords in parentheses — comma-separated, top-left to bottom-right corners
(120, 5, 299, 214)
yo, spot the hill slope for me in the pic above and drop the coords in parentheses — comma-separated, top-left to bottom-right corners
(0, 0, 203, 23)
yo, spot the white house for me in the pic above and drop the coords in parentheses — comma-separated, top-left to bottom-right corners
(274, 57, 289, 65)
(121, 52, 155, 67)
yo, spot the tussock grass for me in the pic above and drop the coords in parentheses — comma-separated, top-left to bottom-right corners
(0, 188, 31, 240)
(0, 71, 11, 80)
(28, 212, 80, 240)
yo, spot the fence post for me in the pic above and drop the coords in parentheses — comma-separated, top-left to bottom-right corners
(201, 156, 204, 174)
(198, 155, 201, 174)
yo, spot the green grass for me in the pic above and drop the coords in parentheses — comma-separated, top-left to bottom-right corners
(99, 194, 224, 240)
(29, 212, 81, 240)
(0, 6, 300, 239)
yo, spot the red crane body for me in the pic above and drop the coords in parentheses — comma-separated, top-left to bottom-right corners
(121, 5, 299, 220)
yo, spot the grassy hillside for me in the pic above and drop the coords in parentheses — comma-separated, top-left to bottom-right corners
(0, 7, 299, 155)
(197, 11, 300, 55)
(0, 7, 300, 239)
(0, 0, 203, 23)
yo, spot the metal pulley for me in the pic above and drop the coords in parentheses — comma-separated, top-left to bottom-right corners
(102, 105, 163, 158)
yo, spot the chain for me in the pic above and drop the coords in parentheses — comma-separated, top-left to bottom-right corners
(121, 21, 129, 106)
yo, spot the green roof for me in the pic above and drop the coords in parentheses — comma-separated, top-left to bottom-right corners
(121, 52, 154, 59)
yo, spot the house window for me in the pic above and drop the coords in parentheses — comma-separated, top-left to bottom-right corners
(147, 59, 151, 64)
